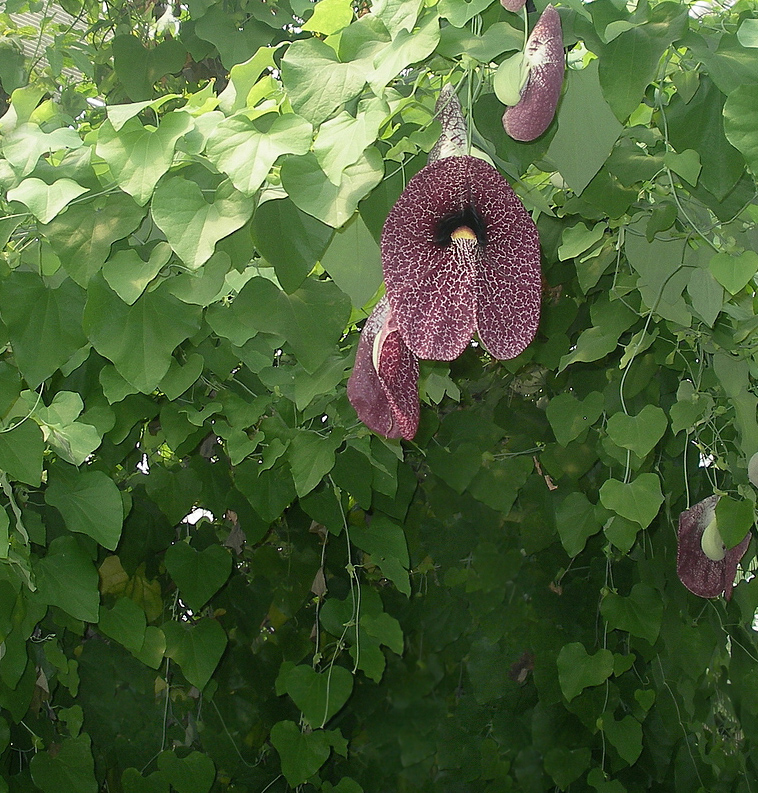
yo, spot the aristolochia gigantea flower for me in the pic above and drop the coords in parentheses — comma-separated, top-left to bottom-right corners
(676, 495, 751, 600)
(381, 89, 541, 361)
(503, 5, 565, 142)
(347, 296, 419, 440)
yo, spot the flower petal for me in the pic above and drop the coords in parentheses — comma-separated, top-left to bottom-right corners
(503, 5, 565, 142)
(382, 155, 541, 360)
(501, 0, 527, 11)
(347, 297, 419, 440)
(676, 495, 751, 600)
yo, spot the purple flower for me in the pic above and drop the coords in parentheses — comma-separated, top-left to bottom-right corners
(501, 0, 527, 11)
(502, 5, 565, 142)
(347, 296, 419, 440)
(676, 495, 751, 600)
(381, 155, 541, 361)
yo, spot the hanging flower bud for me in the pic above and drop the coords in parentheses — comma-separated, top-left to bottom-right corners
(676, 495, 751, 600)
(347, 297, 419, 440)
(502, 5, 565, 142)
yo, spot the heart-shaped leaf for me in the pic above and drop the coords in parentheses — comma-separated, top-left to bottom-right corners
(599, 473, 664, 528)
(281, 148, 384, 228)
(163, 618, 227, 690)
(285, 664, 354, 726)
(601, 713, 643, 766)
(708, 250, 758, 295)
(600, 583, 663, 645)
(546, 391, 605, 446)
(102, 243, 172, 305)
(151, 177, 254, 270)
(270, 721, 332, 787)
(112, 35, 187, 101)
(724, 84, 758, 174)
(30, 734, 98, 793)
(557, 642, 614, 702)
(606, 405, 668, 458)
(205, 113, 312, 196)
(7, 177, 88, 223)
(164, 542, 232, 612)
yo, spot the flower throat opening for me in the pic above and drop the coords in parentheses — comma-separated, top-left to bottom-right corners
(435, 204, 487, 248)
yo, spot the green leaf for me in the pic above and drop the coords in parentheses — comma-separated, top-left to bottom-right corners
(281, 38, 367, 125)
(737, 18, 758, 48)
(234, 277, 351, 373)
(546, 61, 624, 194)
(42, 192, 146, 286)
(112, 35, 186, 101)
(205, 113, 312, 196)
(96, 113, 192, 205)
(601, 713, 643, 766)
(546, 391, 604, 447)
(84, 275, 202, 393)
(320, 214, 383, 308)
(601, 583, 663, 645)
(544, 746, 592, 789)
(313, 97, 388, 185)
(724, 84, 758, 174)
(493, 53, 530, 107)
(35, 536, 100, 623)
(98, 597, 147, 653)
(194, 7, 271, 70)
(7, 177, 88, 223)
(605, 405, 668, 458)
(234, 460, 297, 523)
(437, 0, 492, 27)
(251, 198, 333, 294)
(2, 123, 82, 176)
(714, 496, 755, 550)
(121, 769, 169, 793)
(102, 242, 172, 306)
(288, 431, 344, 497)
(158, 353, 204, 400)
(361, 611, 403, 655)
(0, 271, 87, 388)
(687, 267, 724, 327)
(281, 148, 384, 228)
(284, 664, 354, 726)
(302, 0, 354, 35)
(164, 543, 232, 612)
(599, 474, 664, 529)
(45, 467, 124, 550)
(151, 177, 255, 270)
(30, 734, 97, 793)
(156, 750, 215, 793)
(557, 642, 614, 702)
(163, 618, 227, 690)
(708, 250, 758, 295)
(350, 514, 410, 595)
(663, 149, 701, 187)
(556, 492, 603, 557)
(0, 420, 44, 487)
(270, 720, 332, 787)
(558, 222, 606, 261)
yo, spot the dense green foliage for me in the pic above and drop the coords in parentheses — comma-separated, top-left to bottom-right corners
(1, 0, 758, 790)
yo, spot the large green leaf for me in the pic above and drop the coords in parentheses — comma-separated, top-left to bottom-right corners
(234, 276, 351, 373)
(284, 664, 354, 727)
(599, 474, 664, 528)
(601, 713, 643, 766)
(102, 243, 172, 306)
(281, 148, 384, 228)
(194, 7, 272, 69)
(288, 431, 344, 498)
(601, 583, 663, 645)
(7, 177, 88, 223)
(164, 542, 232, 612)
(35, 536, 100, 623)
(30, 734, 97, 793)
(350, 514, 410, 596)
(270, 721, 344, 787)
(96, 113, 193, 205)
(45, 466, 124, 550)
(163, 618, 227, 690)
(709, 250, 758, 295)
(83, 275, 202, 393)
(556, 491, 603, 557)
(205, 113, 313, 196)
(0, 271, 87, 388)
(605, 405, 668, 459)
(546, 391, 604, 447)
(112, 35, 187, 101)
(156, 751, 215, 793)
(98, 597, 147, 653)
(557, 642, 614, 702)
(546, 61, 623, 194)
(250, 198, 333, 294)
(42, 192, 146, 286)
(0, 418, 44, 487)
(151, 177, 255, 270)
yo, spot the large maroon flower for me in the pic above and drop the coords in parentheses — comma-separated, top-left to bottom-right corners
(502, 5, 565, 142)
(676, 495, 751, 600)
(347, 296, 419, 440)
(381, 155, 541, 361)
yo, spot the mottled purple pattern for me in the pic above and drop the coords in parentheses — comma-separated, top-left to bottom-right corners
(676, 495, 751, 600)
(428, 85, 467, 164)
(347, 297, 419, 440)
(503, 5, 565, 142)
(381, 155, 541, 361)
(501, 0, 527, 10)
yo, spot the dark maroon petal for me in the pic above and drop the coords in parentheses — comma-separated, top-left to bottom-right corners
(381, 155, 541, 361)
(501, 0, 527, 10)
(347, 297, 419, 440)
(676, 495, 751, 600)
(503, 5, 564, 142)
(428, 85, 467, 163)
